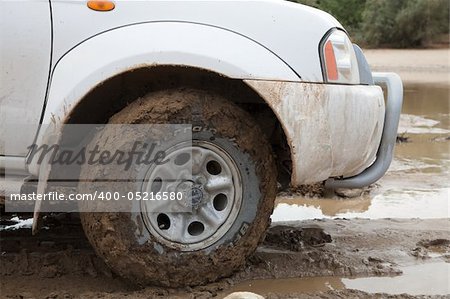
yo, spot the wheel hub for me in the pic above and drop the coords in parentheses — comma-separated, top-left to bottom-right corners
(177, 180, 205, 208)
(189, 186, 204, 207)
(140, 140, 243, 251)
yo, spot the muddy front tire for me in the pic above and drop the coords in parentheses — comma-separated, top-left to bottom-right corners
(79, 89, 277, 287)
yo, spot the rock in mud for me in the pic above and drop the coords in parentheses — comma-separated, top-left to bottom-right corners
(334, 187, 370, 198)
(264, 225, 332, 251)
(418, 238, 450, 248)
(412, 238, 450, 259)
(224, 292, 264, 299)
(396, 134, 410, 143)
(279, 183, 325, 198)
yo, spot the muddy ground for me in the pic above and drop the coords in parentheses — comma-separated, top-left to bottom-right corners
(1, 214, 449, 298)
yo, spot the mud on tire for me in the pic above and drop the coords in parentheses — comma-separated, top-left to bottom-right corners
(79, 89, 277, 287)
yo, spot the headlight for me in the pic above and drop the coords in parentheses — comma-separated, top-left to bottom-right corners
(321, 30, 360, 84)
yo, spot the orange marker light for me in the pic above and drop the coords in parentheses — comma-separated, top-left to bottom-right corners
(87, 1, 115, 12)
(324, 41, 338, 81)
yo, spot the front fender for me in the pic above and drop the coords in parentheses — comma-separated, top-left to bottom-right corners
(29, 21, 299, 175)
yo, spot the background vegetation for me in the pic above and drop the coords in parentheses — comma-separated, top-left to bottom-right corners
(290, 0, 449, 48)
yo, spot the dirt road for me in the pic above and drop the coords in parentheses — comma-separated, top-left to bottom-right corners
(364, 48, 450, 86)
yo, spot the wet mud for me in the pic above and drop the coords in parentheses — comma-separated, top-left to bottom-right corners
(1, 214, 448, 298)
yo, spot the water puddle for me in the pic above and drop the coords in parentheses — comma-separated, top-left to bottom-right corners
(272, 188, 449, 221)
(343, 262, 450, 296)
(398, 114, 449, 134)
(227, 262, 450, 296)
(273, 83, 450, 222)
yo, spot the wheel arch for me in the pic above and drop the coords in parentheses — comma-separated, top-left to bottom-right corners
(62, 65, 292, 187)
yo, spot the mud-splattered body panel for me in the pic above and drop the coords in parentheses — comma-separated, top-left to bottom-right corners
(246, 81, 385, 185)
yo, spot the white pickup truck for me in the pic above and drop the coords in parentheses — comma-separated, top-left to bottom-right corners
(0, 0, 403, 287)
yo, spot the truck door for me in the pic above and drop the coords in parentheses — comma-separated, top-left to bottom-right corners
(0, 0, 52, 156)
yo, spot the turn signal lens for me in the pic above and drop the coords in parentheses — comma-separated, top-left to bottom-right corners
(321, 30, 359, 84)
(324, 41, 338, 81)
(87, 1, 115, 12)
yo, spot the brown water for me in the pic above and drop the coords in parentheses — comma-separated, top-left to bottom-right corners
(273, 84, 450, 221)
(227, 262, 450, 296)
(342, 262, 450, 296)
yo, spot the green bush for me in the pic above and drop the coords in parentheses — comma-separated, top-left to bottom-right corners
(362, 0, 450, 47)
(290, 0, 450, 48)
(318, 0, 366, 33)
